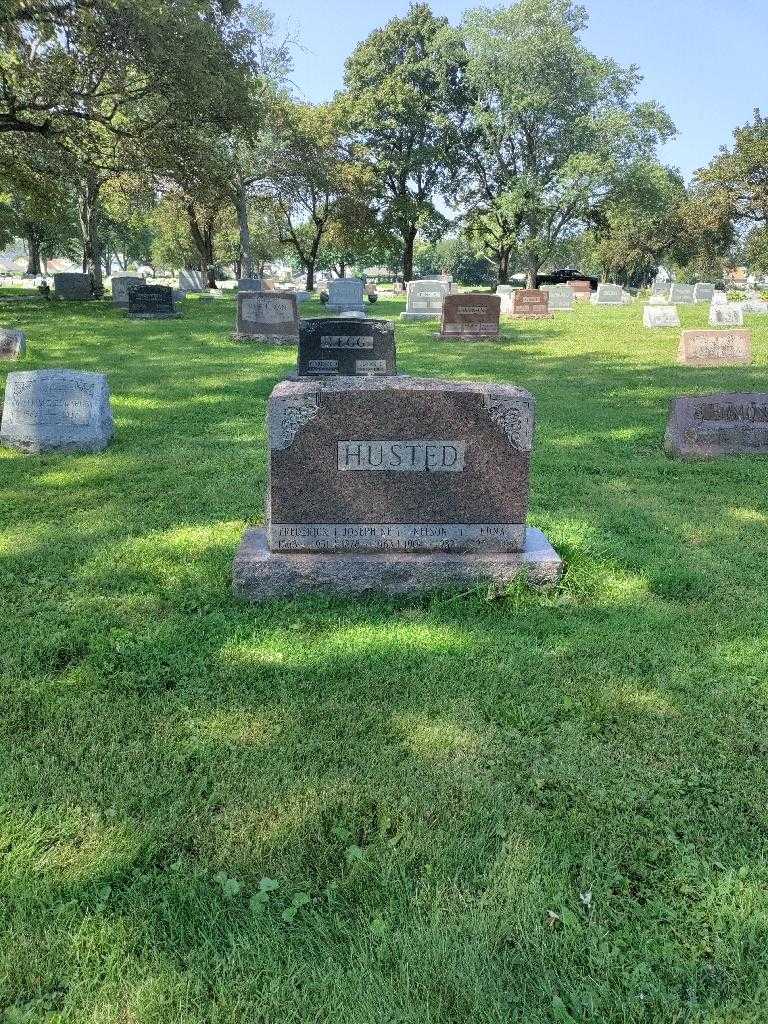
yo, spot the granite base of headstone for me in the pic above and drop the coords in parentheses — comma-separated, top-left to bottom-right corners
(53, 273, 92, 300)
(510, 289, 553, 318)
(128, 285, 180, 319)
(232, 375, 562, 598)
(234, 292, 299, 343)
(678, 329, 752, 366)
(665, 392, 768, 459)
(0, 370, 114, 454)
(643, 305, 680, 328)
(0, 328, 26, 359)
(439, 294, 501, 339)
(110, 274, 144, 308)
(401, 279, 451, 320)
(296, 318, 395, 376)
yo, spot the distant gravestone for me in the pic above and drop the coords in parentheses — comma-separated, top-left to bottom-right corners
(510, 289, 552, 318)
(711, 290, 728, 305)
(234, 291, 298, 343)
(591, 283, 624, 305)
(440, 293, 501, 339)
(0, 370, 114, 454)
(297, 318, 396, 376)
(669, 283, 696, 304)
(232, 375, 563, 598)
(495, 285, 515, 314)
(665, 392, 768, 459)
(643, 304, 680, 328)
(0, 328, 26, 359)
(110, 274, 144, 307)
(648, 294, 669, 305)
(401, 279, 451, 321)
(651, 279, 668, 297)
(128, 284, 179, 319)
(568, 280, 593, 301)
(693, 282, 715, 303)
(742, 297, 768, 315)
(678, 329, 752, 367)
(179, 269, 206, 292)
(53, 273, 92, 300)
(327, 278, 365, 315)
(238, 277, 262, 292)
(542, 285, 574, 311)
(709, 303, 744, 327)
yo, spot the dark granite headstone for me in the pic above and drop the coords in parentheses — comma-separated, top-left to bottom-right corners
(678, 329, 752, 366)
(234, 291, 298, 343)
(0, 370, 114, 453)
(53, 273, 92, 300)
(665, 392, 768, 459)
(440, 293, 501, 339)
(510, 289, 552, 318)
(297, 318, 396, 376)
(0, 328, 26, 359)
(128, 285, 179, 319)
(238, 277, 262, 292)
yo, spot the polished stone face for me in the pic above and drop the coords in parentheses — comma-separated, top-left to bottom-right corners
(53, 273, 92, 300)
(440, 294, 501, 338)
(678, 329, 752, 366)
(0, 369, 114, 454)
(665, 392, 768, 459)
(128, 285, 176, 318)
(297, 318, 395, 376)
(265, 375, 534, 554)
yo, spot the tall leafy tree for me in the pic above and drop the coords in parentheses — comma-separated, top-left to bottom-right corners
(454, 0, 675, 286)
(697, 109, 768, 229)
(341, 3, 467, 282)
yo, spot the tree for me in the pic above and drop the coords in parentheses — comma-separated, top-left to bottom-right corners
(342, 3, 467, 282)
(697, 109, 768, 229)
(455, 0, 675, 286)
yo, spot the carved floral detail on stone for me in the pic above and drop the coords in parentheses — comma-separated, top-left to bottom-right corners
(269, 391, 320, 449)
(484, 394, 534, 451)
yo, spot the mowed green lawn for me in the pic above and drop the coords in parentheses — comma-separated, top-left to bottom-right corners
(2, 290, 768, 1024)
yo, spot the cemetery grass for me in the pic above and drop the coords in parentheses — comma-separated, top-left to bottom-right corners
(2, 292, 768, 1023)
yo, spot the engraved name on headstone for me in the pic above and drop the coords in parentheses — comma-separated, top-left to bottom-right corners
(568, 280, 593, 301)
(53, 273, 92, 300)
(678, 329, 752, 367)
(0, 369, 114, 454)
(297, 317, 395, 375)
(128, 284, 179, 319)
(665, 392, 768, 459)
(235, 291, 299, 343)
(709, 303, 744, 327)
(327, 278, 365, 315)
(0, 328, 26, 359)
(510, 289, 552, 318)
(643, 304, 680, 328)
(439, 293, 501, 339)
(401, 279, 451, 320)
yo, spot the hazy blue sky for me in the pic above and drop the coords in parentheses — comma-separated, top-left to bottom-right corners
(275, 0, 767, 180)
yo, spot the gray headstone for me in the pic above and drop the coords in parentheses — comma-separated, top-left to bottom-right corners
(263, 375, 534, 554)
(542, 285, 574, 310)
(238, 277, 262, 292)
(111, 274, 144, 307)
(234, 291, 299, 343)
(591, 283, 624, 305)
(693, 282, 715, 303)
(327, 278, 365, 315)
(179, 269, 206, 292)
(668, 283, 696, 304)
(651, 279, 668, 296)
(643, 305, 680, 328)
(0, 370, 114, 454)
(0, 328, 26, 359)
(711, 291, 727, 304)
(678, 329, 752, 366)
(709, 303, 744, 327)
(53, 273, 92, 300)
(440, 294, 501, 338)
(665, 392, 768, 459)
(402, 279, 451, 321)
(128, 285, 179, 319)
(297, 318, 396, 377)
(742, 298, 768, 315)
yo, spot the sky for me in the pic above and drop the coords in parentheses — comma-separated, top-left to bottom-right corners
(274, 0, 768, 181)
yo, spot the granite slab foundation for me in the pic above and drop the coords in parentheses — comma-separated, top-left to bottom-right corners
(232, 526, 563, 599)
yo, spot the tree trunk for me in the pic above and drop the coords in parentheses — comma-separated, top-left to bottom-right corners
(525, 264, 539, 289)
(235, 188, 253, 278)
(498, 250, 511, 285)
(186, 204, 217, 287)
(305, 263, 315, 291)
(25, 225, 41, 275)
(78, 173, 104, 296)
(402, 224, 417, 282)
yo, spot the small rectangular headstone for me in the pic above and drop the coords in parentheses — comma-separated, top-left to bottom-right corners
(0, 369, 114, 453)
(510, 289, 552, 317)
(53, 273, 92, 300)
(742, 298, 768, 315)
(693, 283, 715, 303)
(568, 280, 593, 301)
(643, 305, 680, 328)
(542, 285, 574, 311)
(665, 392, 768, 459)
(110, 274, 144, 307)
(179, 269, 206, 292)
(439, 293, 501, 338)
(238, 278, 262, 292)
(265, 375, 534, 553)
(678, 329, 752, 366)
(128, 285, 179, 319)
(591, 283, 624, 305)
(651, 280, 668, 296)
(0, 328, 26, 359)
(709, 303, 744, 327)
(668, 283, 696, 304)
(327, 278, 365, 315)
(235, 292, 298, 343)
(297, 318, 395, 376)
(402, 279, 451, 320)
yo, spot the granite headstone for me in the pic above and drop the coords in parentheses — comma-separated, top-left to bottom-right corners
(591, 283, 624, 305)
(234, 291, 299, 343)
(669, 283, 696, 304)
(0, 370, 114, 454)
(678, 329, 752, 367)
(542, 285, 574, 311)
(128, 285, 179, 319)
(110, 274, 144, 307)
(297, 318, 395, 376)
(53, 273, 92, 300)
(440, 294, 501, 339)
(665, 392, 768, 459)
(238, 277, 262, 292)
(510, 289, 552, 318)
(401, 279, 451, 321)
(179, 269, 206, 292)
(693, 282, 715, 303)
(568, 280, 593, 301)
(327, 278, 365, 315)
(709, 303, 744, 327)
(643, 304, 680, 328)
(0, 328, 26, 359)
